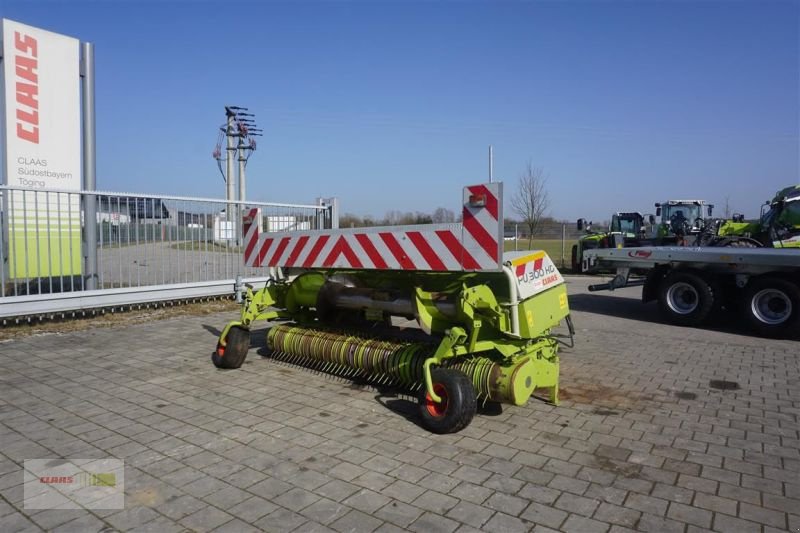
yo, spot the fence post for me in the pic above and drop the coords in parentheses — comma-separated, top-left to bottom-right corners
(561, 224, 566, 269)
(515, 223, 518, 252)
(81, 42, 99, 291)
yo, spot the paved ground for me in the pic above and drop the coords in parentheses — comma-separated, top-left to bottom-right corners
(1, 275, 798, 532)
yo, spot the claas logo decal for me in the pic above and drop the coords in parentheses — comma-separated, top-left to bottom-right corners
(14, 31, 40, 144)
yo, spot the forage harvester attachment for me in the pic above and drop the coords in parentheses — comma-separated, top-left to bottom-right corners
(213, 182, 573, 433)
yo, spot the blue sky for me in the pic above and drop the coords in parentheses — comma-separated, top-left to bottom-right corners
(2, 0, 798, 221)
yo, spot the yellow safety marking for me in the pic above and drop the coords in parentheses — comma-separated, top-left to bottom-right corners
(526, 309, 534, 327)
(559, 293, 568, 309)
(510, 251, 546, 267)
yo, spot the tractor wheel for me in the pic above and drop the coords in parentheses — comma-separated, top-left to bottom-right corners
(658, 271, 715, 327)
(212, 326, 250, 369)
(418, 369, 476, 434)
(741, 277, 800, 338)
(571, 245, 579, 273)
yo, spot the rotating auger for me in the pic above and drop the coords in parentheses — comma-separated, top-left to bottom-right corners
(213, 182, 573, 433)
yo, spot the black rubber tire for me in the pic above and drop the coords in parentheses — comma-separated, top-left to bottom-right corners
(212, 326, 250, 369)
(657, 271, 715, 327)
(741, 277, 800, 338)
(571, 245, 579, 273)
(418, 369, 477, 434)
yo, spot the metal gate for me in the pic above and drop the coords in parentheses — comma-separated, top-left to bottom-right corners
(0, 186, 337, 320)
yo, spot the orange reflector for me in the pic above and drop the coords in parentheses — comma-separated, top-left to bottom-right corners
(468, 194, 486, 207)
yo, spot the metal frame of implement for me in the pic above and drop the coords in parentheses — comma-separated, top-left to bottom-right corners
(215, 182, 573, 433)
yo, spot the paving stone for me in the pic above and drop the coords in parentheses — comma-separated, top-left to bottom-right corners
(210, 518, 260, 533)
(484, 491, 528, 516)
(375, 501, 424, 528)
(717, 482, 761, 505)
(106, 507, 163, 530)
(341, 488, 391, 514)
(481, 512, 529, 533)
(666, 502, 713, 528)
(413, 490, 459, 514)
(247, 477, 293, 500)
(624, 493, 668, 516)
(481, 473, 525, 495)
(693, 492, 737, 516)
(650, 482, 694, 505)
(449, 482, 494, 505)
(381, 480, 426, 504)
(179, 506, 234, 531)
(635, 512, 686, 533)
(549, 474, 590, 495)
(300, 498, 352, 525)
(156, 494, 207, 520)
(712, 513, 761, 533)
(738, 502, 787, 529)
(408, 511, 460, 533)
(554, 492, 600, 517)
(520, 501, 568, 529)
(274, 486, 321, 512)
(315, 480, 361, 503)
(518, 483, 561, 505)
(592, 502, 641, 528)
(227, 495, 279, 523)
(51, 513, 109, 532)
(561, 514, 610, 533)
(255, 507, 309, 533)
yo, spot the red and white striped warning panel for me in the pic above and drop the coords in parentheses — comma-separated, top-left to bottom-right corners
(243, 182, 503, 272)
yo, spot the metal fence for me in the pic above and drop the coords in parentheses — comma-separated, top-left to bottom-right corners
(504, 221, 583, 269)
(0, 186, 336, 319)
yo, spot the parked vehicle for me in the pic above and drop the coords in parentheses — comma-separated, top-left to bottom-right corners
(572, 212, 652, 272)
(582, 246, 799, 338)
(716, 185, 800, 248)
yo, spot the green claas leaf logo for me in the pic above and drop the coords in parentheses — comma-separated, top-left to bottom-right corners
(75, 472, 116, 487)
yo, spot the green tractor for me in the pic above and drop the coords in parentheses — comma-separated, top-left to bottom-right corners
(653, 199, 714, 245)
(716, 185, 800, 249)
(572, 212, 649, 272)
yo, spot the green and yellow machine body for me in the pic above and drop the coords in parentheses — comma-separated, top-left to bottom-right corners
(214, 183, 573, 433)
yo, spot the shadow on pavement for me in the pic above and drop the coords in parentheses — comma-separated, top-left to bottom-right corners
(568, 293, 799, 341)
(568, 293, 661, 324)
(201, 324, 222, 337)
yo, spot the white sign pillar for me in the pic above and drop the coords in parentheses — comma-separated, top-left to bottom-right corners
(1, 19, 83, 280)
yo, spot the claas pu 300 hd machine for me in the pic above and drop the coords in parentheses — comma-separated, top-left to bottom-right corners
(213, 183, 573, 433)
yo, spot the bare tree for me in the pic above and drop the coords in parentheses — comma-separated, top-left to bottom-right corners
(510, 163, 550, 247)
(432, 207, 455, 224)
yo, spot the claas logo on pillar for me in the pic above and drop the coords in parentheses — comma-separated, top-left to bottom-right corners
(14, 31, 40, 144)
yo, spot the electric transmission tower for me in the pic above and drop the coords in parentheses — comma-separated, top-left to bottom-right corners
(212, 106, 262, 243)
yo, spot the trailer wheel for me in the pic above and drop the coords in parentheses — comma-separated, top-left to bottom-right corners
(658, 272, 715, 327)
(419, 369, 476, 434)
(212, 326, 250, 369)
(571, 245, 579, 273)
(741, 278, 800, 338)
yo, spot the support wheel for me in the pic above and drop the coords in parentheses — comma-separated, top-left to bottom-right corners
(741, 277, 800, 338)
(658, 272, 715, 327)
(212, 326, 250, 369)
(419, 369, 477, 434)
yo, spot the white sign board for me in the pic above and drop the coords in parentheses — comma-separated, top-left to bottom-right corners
(505, 250, 565, 301)
(1, 19, 82, 277)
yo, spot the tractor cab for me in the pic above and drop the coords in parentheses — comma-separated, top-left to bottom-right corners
(654, 200, 713, 239)
(759, 185, 800, 248)
(610, 212, 646, 239)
